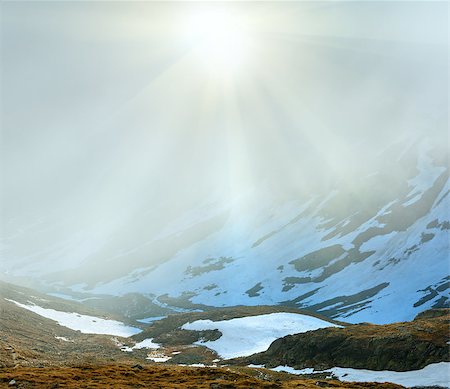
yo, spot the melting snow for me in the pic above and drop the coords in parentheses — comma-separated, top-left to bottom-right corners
(54, 336, 73, 342)
(181, 312, 339, 359)
(6, 299, 141, 337)
(403, 141, 446, 207)
(114, 337, 160, 352)
(146, 350, 171, 362)
(272, 366, 315, 374)
(133, 338, 160, 349)
(272, 362, 450, 388)
(147, 356, 171, 362)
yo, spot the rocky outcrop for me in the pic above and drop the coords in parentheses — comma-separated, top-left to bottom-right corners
(239, 309, 449, 371)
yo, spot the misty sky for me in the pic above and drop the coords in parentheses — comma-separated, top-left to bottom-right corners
(0, 1, 448, 277)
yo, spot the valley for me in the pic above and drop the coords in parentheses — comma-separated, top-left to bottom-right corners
(1, 2, 448, 387)
(1, 281, 449, 388)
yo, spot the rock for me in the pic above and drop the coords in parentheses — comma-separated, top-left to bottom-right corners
(132, 364, 143, 370)
(415, 308, 449, 320)
(240, 310, 450, 371)
(8, 379, 16, 386)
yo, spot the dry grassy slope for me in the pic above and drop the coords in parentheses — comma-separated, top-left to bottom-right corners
(0, 364, 406, 389)
(132, 305, 344, 347)
(0, 280, 346, 365)
(0, 296, 149, 368)
(0, 281, 150, 368)
(0, 280, 140, 326)
(0, 281, 442, 389)
(239, 309, 450, 371)
(0, 280, 347, 368)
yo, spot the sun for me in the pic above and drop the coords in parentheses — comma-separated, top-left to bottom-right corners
(184, 7, 251, 74)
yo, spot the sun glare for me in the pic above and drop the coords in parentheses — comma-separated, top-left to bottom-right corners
(185, 8, 251, 74)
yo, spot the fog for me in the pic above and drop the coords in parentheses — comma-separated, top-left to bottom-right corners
(0, 1, 448, 284)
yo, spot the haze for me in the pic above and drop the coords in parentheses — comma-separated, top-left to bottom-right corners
(0, 1, 448, 287)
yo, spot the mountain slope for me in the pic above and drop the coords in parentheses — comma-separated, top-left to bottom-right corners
(67, 139, 449, 324)
(1, 281, 448, 388)
(0, 281, 145, 368)
(1, 139, 448, 324)
(239, 309, 450, 371)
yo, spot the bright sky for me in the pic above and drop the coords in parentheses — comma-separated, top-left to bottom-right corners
(0, 1, 448, 279)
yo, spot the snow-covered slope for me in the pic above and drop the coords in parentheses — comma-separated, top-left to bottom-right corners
(6, 299, 141, 337)
(1, 139, 448, 324)
(65, 140, 447, 324)
(181, 312, 339, 358)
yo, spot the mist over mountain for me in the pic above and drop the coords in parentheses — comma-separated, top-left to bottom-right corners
(1, 2, 449, 388)
(1, 1, 448, 325)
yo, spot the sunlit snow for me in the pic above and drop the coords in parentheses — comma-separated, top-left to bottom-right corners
(182, 312, 339, 358)
(6, 299, 141, 337)
(54, 336, 73, 342)
(272, 362, 450, 388)
(147, 356, 172, 362)
(146, 350, 171, 362)
(403, 141, 446, 207)
(133, 338, 160, 349)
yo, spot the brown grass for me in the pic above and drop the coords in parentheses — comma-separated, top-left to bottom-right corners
(0, 364, 405, 388)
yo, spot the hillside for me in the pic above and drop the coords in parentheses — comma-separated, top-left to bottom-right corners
(0, 280, 342, 367)
(239, 309, 450, 371)
(1, 281, 449, 387)
(0, 281, 146, 368)
(3, 139, 447, 326)
(1, 1, 448, 388)
(132, 305, 343, 344)
(0, 364, 407, 389)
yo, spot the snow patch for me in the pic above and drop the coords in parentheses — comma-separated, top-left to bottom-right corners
(147, 356, 172, 362)
(6, 299, 141, 337)
(272, 366, 315, 375)
(271, 362, 450, 388)
(403, 141, 445, 207)
(54, 336, 73, 342)
(133, 338, 160, 349)
(113, 337, 160, 352)
(181, 312, 339, 359)
(146, 350, 171, 362)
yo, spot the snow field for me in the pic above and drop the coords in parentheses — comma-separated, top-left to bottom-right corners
(6, 299, 141, 337)
(272, 362, 450, 388)
(181, 312, 339, 358)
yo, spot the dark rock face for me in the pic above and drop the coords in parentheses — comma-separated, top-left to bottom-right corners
(154, 329, 222, 346)
(414, 307, 449, 320)
(240, 309, 450, 371)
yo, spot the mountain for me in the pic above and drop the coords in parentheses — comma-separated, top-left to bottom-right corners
(2, 280, 449, 388)
(0, 280, 146, 368)
(1, 138, 448, 325)
(0, 280, 341, 367)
